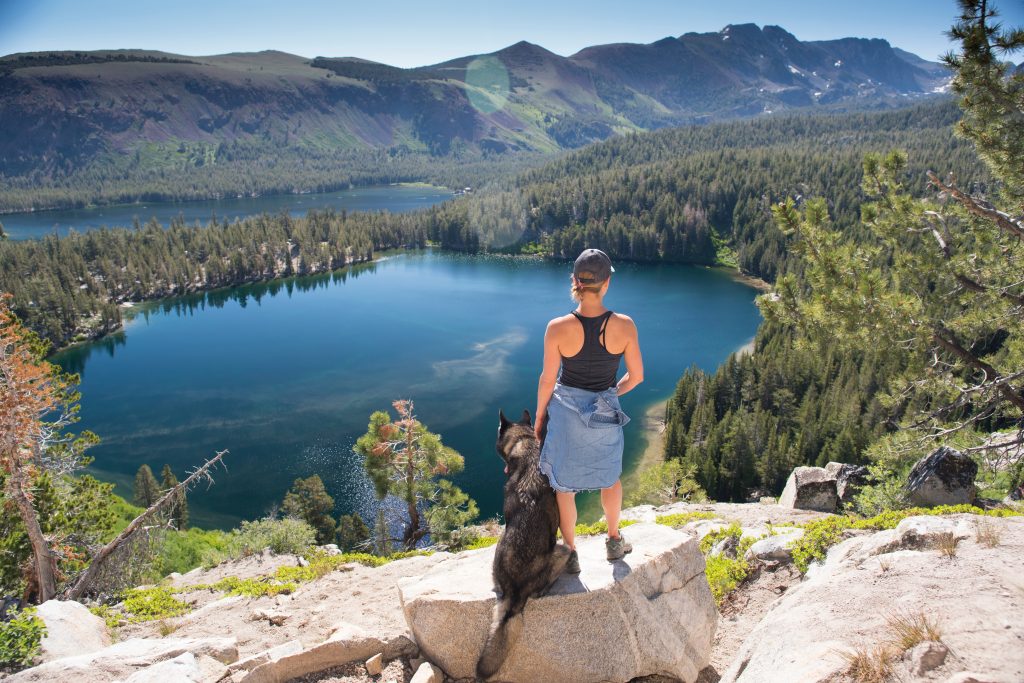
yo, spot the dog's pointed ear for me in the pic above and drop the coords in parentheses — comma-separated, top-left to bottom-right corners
(499, 410, 511, 429)
(520, 409, 532, 426)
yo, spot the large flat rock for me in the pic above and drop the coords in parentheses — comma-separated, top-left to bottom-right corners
(398, 522, 716, 683)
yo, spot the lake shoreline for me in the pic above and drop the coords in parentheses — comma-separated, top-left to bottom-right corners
(715, 265, 773, 293)
(0, 181, 451, 217)
(47, 254, 768, 357)
(628, 333, 758, 479)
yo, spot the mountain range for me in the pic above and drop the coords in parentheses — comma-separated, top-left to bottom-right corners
(0, 24, 951, 183)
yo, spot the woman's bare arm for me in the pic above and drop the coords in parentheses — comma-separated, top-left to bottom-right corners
(615, 316, 644, 396)
(535, 320, 563, 439)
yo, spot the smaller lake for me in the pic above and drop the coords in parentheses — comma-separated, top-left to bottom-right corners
(1, 184, 453, 240)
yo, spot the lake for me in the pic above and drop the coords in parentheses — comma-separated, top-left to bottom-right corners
(1, 184, 453, 240)
(52, 252, 763, 529)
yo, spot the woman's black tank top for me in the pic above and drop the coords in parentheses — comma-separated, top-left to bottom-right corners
(558, 310, 623, 391)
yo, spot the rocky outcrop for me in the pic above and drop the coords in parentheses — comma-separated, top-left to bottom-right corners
(907, 446, 978, 506)
(35, 599, 111, 662)
(720, 514, 1024, 683)
(824, 461, 868, 504)
(777, 467, 839, 512)
(398, 522, 717, 683)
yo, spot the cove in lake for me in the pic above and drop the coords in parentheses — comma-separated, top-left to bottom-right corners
(53, 252, 763, 529)
(1, 184, 452, 240)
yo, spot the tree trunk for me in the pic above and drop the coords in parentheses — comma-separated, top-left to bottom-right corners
(6, 470, 56, 603)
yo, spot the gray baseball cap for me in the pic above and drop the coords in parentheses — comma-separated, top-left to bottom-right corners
(573, 248, 615, 284)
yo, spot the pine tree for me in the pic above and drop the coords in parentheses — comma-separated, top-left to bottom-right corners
(355, 400, 478, 550)
(759, 0, 1023, 471)
(160, 464, 189, 531)
(281, 475, 336, 545)
(336, 513, 371, 551)
(0, 295, 97, 602)
(132, 464, 160, 508)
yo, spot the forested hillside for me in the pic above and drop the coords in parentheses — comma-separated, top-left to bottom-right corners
(429, 100, 987, 284)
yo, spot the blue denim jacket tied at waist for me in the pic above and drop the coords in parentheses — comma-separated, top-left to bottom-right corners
(539, 383, 630, 493)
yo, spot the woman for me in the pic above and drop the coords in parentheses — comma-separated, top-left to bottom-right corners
(535, 248, 643, 572)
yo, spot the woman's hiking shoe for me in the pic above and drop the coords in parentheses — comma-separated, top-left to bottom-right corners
(565, 549, 581, 574)
(606, 533, 633, 561)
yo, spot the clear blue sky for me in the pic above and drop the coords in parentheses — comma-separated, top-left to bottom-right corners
(1, 0, 1022, 67)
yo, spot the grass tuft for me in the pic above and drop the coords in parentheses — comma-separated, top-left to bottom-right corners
(156, 620, 179, 637)
(838, 644, 894, 683)
(935, 531, 960, 558)
(886, 610, 941, 651)
(975, 519, 1002, 548)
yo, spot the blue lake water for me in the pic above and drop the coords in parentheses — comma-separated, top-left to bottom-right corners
(52, 252, 763, 529)
(1, 184, 452, 240)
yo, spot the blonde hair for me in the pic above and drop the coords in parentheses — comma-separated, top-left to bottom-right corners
(570, 275, 604, 302)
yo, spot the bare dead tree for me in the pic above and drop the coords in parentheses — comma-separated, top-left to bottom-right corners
(66, 449, 228, 600)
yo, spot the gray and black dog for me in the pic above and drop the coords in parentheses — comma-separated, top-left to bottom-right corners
(476, 409, 572, 680)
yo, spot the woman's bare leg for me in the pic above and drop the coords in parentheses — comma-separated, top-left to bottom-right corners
(556, 491, 578, 550)
(601, 480, 623, 538)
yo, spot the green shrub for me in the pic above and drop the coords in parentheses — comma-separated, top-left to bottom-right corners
(655, 511, 716, 527)
(699, 523, 743, 555)
(626, 460, 708, 507)
(695, 523, 761, 605)
(120, 586, 191, 622)
(332, 550, 433, 567)
(89, 604, 121, 630)
(211, 576, 296, 597)
(155, 527, 230, 576)
(464, 536, 500, 550)
(0, 608, 46, 671)
(226, 517, 316, 558)
(853, 477, 911, 517)
(790, 516, 854, 573)
(704, 554, 750, 605)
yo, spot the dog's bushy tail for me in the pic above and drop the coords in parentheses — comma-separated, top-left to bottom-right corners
(476, 594, 525, 680)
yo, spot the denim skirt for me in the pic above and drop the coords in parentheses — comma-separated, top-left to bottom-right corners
(539, 382, 631, 493)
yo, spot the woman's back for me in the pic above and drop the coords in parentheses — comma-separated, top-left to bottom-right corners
(558, 310, 623, 392)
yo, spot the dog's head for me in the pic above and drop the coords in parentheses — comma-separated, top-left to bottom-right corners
(496, 409, 533, 472)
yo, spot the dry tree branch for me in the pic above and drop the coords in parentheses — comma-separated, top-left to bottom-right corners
(65, 449, 228, 600)
(928, 171, 1024, 241)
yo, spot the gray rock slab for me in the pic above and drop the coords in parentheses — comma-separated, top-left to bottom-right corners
(398, 522, 716, 683)
(36, 599, 111, 662)
(777, 467, 838, 512)
(907, 446, 978, 507)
